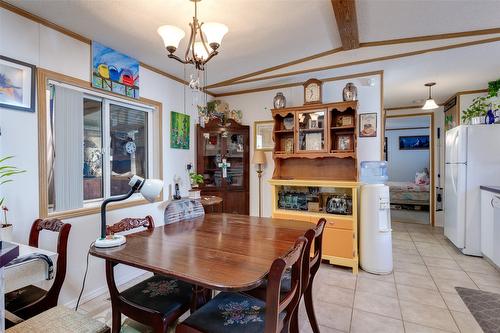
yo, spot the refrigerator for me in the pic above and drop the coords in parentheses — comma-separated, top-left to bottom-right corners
(444, 125, 500, 256)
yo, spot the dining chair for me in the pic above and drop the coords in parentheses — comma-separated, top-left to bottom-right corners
(244, 218, 327, 333)
(175, 236, 309, 333)
(164, 198, 205, 225)
(5, 218, 72, 321)
(104, 215, 193, 333)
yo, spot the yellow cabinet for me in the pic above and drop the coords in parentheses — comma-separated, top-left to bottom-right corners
(270, 179, 359, 274)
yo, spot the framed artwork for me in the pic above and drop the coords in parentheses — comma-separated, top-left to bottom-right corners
(92, 41, 140, 99)
(0, 55, 36, 112)
(285, 137, 294, 153)
(305, 132, 322, 151)
(337, 135, 353, 151)
(399, 135, 429, 150)
(170, 111, 190, 149)
(336, 115, 353, 127)
(359, 113, 377, 137)
(254, 121, 274, 151)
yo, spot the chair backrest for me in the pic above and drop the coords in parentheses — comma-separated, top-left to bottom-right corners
(28, 218, 72, 309)
(264, 236, 308, 333)
(164, 199, 205, 225)
(309, 218, 327, 277)
(106, 215, 155, 235)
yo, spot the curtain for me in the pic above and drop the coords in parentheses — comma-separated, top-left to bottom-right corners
(53, 85, 84, 211)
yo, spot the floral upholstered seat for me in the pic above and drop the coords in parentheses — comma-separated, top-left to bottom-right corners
(181, 292, 286, 333)
(120, 275, 193, 314)
(164, 199, 205, 225)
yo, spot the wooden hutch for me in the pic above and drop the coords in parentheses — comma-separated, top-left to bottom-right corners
(269, 101, 360, 273)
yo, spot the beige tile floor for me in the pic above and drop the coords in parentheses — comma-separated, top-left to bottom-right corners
(79, 221, 500, 332)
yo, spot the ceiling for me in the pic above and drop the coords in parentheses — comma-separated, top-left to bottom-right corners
(5, 0, 500, 107)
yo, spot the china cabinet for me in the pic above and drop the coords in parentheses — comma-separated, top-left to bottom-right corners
(196, 119, 249, 214)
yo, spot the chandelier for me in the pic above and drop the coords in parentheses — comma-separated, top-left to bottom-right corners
(157, 0, 228, 71)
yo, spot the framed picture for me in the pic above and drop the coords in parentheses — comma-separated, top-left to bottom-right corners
(284, 137, 294, 153)
(170, 111, 190, 149)
(254, 120, 274, 151)
(0, 55, 36, 112)
(399, 135, 430, 150)
(359, 113, 377, 137)
(305, 132, 322, 151)
(337, 135, 353, 151)
(336, 115, 353, 127)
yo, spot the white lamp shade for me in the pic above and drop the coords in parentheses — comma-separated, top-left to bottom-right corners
(193, 41, 209, 60)
(140, 179, 163, 202)
(422, 98, 439, 110)
(157, 25, 185, 49)
(201, 22, 228, 46)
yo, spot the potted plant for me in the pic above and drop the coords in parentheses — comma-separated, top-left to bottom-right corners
(189, 172, 204, 199)
(0, 156, 25, 241)
(462, 96, 489, 125)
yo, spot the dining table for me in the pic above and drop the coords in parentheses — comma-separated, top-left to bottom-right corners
(90, 213, 313, 293)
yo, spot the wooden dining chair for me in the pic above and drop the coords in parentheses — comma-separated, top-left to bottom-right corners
(175, 236, 308, 333)
(5, 218, 71, 321)
(104, 215, 193, 333)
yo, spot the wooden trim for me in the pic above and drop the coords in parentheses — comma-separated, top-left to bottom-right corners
(331, 0, 359, 50)
(208, 28, 500, 89)
(139, 62, 187, 86)
(213, 70, 384, 97)
(380, 72, 385, 161)
(455, 88, 488, 96)
(385, 112, 435, 226)
(37, 68, 164, 219)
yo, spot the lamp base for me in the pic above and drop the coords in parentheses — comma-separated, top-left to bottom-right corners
(95, 235, 126, 248)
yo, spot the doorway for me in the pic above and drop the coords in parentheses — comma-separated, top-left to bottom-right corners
(385, 114, 435, 225)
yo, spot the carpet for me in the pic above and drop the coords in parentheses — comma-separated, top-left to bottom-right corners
(456, 287, 500, 333)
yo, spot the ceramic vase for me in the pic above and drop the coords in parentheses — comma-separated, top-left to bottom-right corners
(273, 92, 286, 109)
(0, 225, 13, 242)
(343, 83, 357, 101)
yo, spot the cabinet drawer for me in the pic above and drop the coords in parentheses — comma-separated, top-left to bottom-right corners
(323, 217, 353, 230)
(323, 228, 354, 259)
(273, 212, 311, 223)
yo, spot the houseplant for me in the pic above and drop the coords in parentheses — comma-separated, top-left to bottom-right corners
(462, 96, 489, 125)
(0, 156, 25, 241)
(189, 172, 204, 199)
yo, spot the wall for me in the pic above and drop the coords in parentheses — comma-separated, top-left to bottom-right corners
(0, 8, 199, 305)
(222, 74, 382, 217)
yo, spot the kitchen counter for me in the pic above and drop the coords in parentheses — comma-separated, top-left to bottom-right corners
(480, 185, 500, 194)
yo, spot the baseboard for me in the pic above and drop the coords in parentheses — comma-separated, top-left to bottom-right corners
(64, 268, 148, 309)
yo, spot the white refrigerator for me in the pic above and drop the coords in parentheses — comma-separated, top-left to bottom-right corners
(445, 125, 500, 256)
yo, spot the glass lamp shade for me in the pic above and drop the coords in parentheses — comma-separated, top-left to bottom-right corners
(157, 25, 185, 50)
(201, 22, 228, 47)
(193, 41, 210, 60)
(422, 98, 439, 110)
(252, 150, 267, 165)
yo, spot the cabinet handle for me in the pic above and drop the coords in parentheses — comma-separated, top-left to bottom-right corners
(328, 221, 335, 226)
(491, 196, 500, 208)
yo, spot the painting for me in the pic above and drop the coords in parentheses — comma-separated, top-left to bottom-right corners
(359, 113, 377, 137)
(92, 41, 139, 99)
(254, 121, 274, 151)
(171, 111, 190, 149)
(399, 135, 430, 150)
(0, 55, 35, 112)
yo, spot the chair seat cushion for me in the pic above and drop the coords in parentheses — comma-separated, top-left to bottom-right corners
(120, 275, 193, 314)
(182, 292, 285, 333)
(6, 305, 109, 333)
(257, 269, 292, 294)
(5, 285, 47, 315)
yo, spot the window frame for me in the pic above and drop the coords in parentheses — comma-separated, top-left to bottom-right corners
(38, 69, 163, 219)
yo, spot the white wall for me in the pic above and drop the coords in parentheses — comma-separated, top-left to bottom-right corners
(0, 8, 198, 305)
(386, 124, 430, 182)
(222, 74, 382, 217)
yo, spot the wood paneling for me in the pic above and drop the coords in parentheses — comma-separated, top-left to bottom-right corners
(331, 0, 359, 50)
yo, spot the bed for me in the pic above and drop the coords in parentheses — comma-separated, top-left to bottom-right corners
(388, 181, 430, 208)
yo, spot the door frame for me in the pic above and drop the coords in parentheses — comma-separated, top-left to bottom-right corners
(385, 112, 436, 226)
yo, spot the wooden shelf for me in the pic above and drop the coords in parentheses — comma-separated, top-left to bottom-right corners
(331, 125, 355, 130)
(274, 152, 356, 159)
(274, 129, 294, 134)
(298, 128, 325, 133)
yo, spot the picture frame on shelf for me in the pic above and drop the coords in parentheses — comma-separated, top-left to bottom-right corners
(0, 55, 36, 112)
(254, 120, 274, 151)
(336, 115, 353, 127)
(285, 137, 294, 153)
(305, 132, 323, 151)
(359, 113, 377, 137)
(337, 135, 353, 151)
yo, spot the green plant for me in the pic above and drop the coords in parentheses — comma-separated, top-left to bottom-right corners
(0, 156, 25, 207)
(189, 172, 204, 188)
(488, 79, 500, 97)
(462, 96, 489, 123)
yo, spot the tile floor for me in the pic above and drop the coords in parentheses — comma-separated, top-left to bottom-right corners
(79, 221, 500, 332)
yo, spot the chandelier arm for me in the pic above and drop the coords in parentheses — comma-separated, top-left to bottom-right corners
(168, 53, 190, 65)
(185, 21, 195, 62)
(198, 22, 212, 56)
(203, 50, 218, 64)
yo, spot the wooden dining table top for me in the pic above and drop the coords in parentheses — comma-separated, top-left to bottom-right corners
(90, 213, 313, 291)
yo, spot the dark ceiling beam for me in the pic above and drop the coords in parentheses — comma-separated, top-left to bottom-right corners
(331, 0, 359, 50)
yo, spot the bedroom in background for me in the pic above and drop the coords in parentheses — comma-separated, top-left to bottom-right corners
(385, 115, 433, 225)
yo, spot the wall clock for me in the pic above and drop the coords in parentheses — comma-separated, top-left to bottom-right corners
(303, 78, 323, 105)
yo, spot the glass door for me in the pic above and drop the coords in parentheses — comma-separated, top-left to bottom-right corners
(296, 109, 327, 153)
(223, 130, 247, 189)
(201, 131, 223, 189)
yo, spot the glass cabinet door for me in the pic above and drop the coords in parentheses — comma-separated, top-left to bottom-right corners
(224, 131, 246, 189)
(201, 132, 223, 188)
(296, 109, 327, 153)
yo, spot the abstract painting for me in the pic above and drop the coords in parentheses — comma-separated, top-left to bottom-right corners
(399, 135, 430, 150)
(0, 55, 35, 112)
(170, 111, 190, 149)
(91, 41, 139, 99)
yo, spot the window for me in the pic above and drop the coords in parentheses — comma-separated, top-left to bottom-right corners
(46, 82, 156, 215)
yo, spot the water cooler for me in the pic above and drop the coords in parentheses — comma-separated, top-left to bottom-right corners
(359, 161, 393, 274)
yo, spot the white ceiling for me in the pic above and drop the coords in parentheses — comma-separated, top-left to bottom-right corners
(6, 0, 500, 107)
